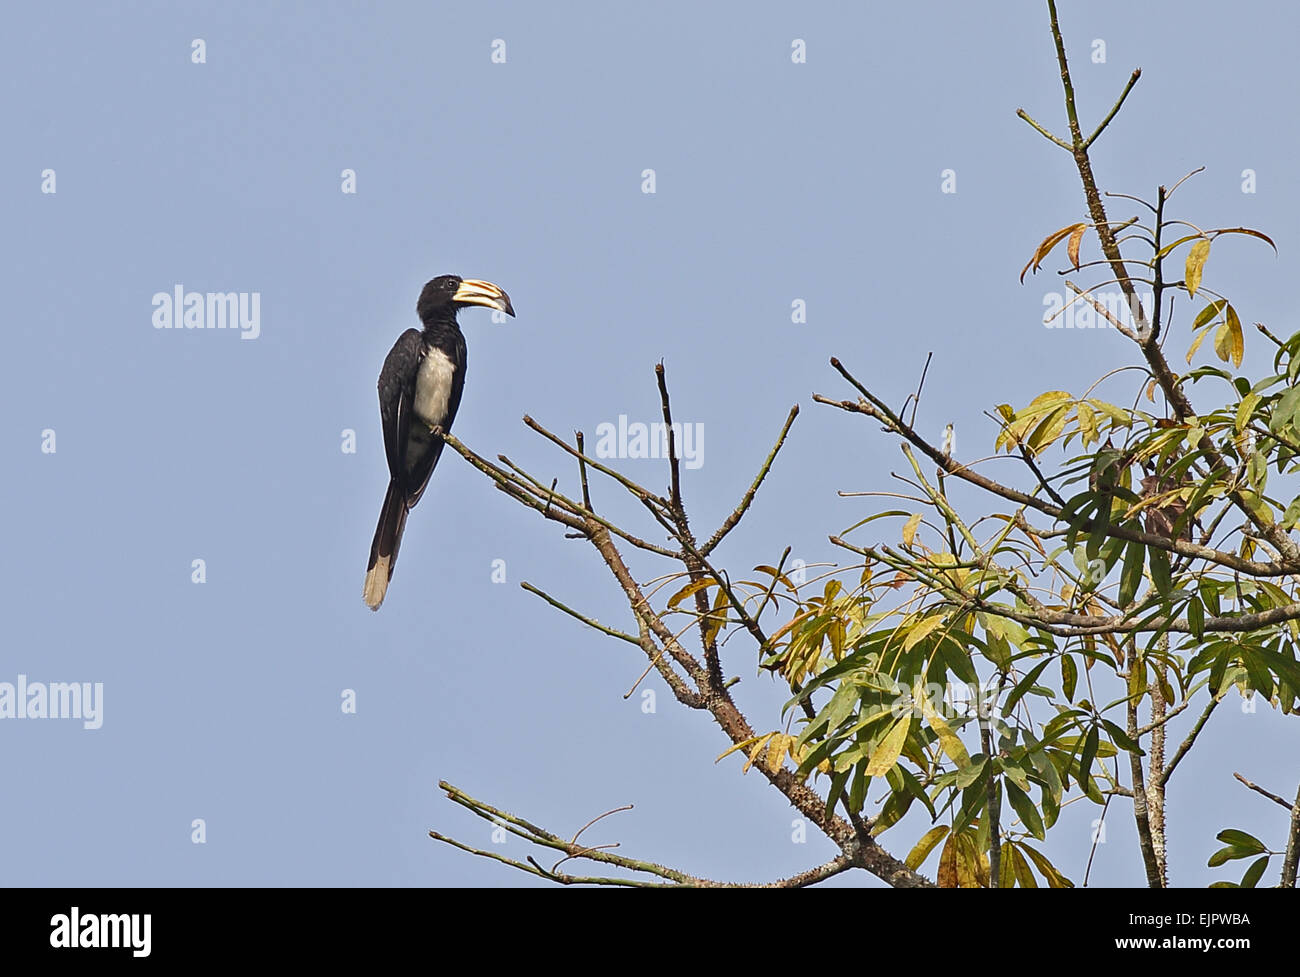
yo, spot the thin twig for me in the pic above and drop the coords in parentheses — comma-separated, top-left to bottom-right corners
(702, 405, 800, 556)
(1232, 772, 1293, 810)
(1083, 68, 1141, 149)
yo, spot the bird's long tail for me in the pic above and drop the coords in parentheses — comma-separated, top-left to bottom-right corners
(363, 479, 409, 610)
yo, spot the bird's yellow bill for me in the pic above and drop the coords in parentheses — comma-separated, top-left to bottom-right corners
(453, 279, 514, 316)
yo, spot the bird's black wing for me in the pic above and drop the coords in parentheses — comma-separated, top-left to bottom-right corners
(377, 328, 426, 487)
(443, 330, 468, 438)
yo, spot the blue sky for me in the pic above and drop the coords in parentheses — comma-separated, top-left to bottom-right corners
(3, 1, 1297, 887)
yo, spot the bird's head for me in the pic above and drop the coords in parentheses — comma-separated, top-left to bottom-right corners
(417, 275, 515, 323)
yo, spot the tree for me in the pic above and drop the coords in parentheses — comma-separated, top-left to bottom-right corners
(429, 0, 1300, 887)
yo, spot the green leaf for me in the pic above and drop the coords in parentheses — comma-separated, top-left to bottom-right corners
(982, 633, 1013, 671)
(1118, 539, 1145, 607)
(1060, 655, 1077, 702)
(893, 763, 938, 820)
(1216, 829, 1267, 855)
(1098, 718, 1144, 755)
(954, 756, 987, 790)
(1002, 659, 1052, 716)
(1282, 496, 1300, 530)
(1000, 755, 1032, 791)
(1240, 650, 1275, 699)
(1004, 779, 1045, 841)
(1187, 597, 1205, 641)
(823, 767, 852, 821)
(1270, 387, 1300, 435)
(939, 634, 980, 686)
(848, 759, 870, 813)
(1019, 843, 1074, 888)
(1012, 844, 1038, 888)
(1208, 845, 1247, 868)
(1240, 854, 1270, 888)
(1149, 547, 1172, 597)
(1192, 299, 1229, 330)
(870, 782, 913, 835)
(1078, 725, 1100, 781)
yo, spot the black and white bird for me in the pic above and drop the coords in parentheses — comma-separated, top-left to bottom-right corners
(363, 275, 514, 610)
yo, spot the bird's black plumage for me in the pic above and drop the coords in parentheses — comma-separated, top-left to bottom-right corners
(364, 274, 514, 610)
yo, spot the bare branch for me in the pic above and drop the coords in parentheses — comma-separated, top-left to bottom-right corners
(1156, 695, 1220, 788)
(1232, 772, 1294, 810)
(520, 581, 642, 646)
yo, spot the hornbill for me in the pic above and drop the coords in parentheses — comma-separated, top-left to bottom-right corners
(363, 275, 514, 610)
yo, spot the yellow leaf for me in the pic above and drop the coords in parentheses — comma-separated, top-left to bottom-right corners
(1186, 327, 1211, 364)
(902, 512, 923, 547)
(1025, 390, 1074, 412)
(742, 733, 774, 774)
(1145, 379, 1158, 402)
(1089, 399, 1133, 428)
(701, 585, 730, 647)
(937, 833, 959, 887)
(1239, 490, 1274, 526)
(998, 840, 1018, 888)
(1225, 304, 1244, 368)
(1185, 239, 1211, 298)
(1020, 843, 1075, 888)
(763, 734, 789, 773)
(1026, 405, 1071, 456)
(1076, 402, 1097, 446)
(1013, 845, 1038, 888)
(1066, 224, 1086, 269)
(906, 824, 951, 871)
(903, 613, 946, 652)
(865, 715, 911, 777)
(1020, 222, 1087, 283)
(768, 609, 812, 645)
(920, 687, 970, 767)
(1214, 321, 1234, 365)
(667, 577, 714, 609)
(716, 732, 771, 764)
(1236, 393, 1260, 433)
(955, 833, 984, 888)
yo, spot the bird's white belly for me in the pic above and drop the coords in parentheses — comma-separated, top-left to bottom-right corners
(413, 349, 456, 429)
